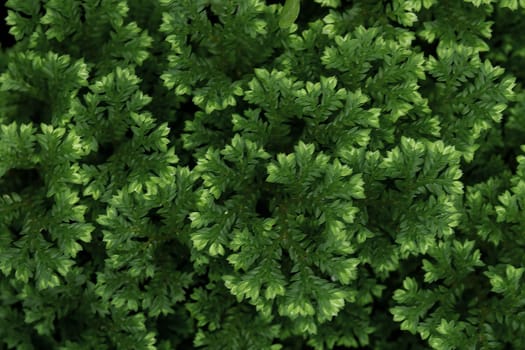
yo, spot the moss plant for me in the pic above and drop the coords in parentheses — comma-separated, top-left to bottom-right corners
(1, 0, 525, 349)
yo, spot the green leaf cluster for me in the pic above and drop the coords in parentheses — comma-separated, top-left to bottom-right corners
(1, 0, 525, 349)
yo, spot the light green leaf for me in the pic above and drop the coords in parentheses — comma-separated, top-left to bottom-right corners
(279, 0, 300, 29)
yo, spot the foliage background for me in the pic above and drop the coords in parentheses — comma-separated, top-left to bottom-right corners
(1, 0, 525, 349)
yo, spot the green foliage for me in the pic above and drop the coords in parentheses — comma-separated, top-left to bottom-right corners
(279, 0, 301, 29)
(1, 0, 525, 349)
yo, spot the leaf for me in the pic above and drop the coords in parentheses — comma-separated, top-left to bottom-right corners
(279, 0, 300, 29)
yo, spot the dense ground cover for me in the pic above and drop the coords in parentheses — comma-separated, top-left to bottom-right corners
(1, 0, 525, 349)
